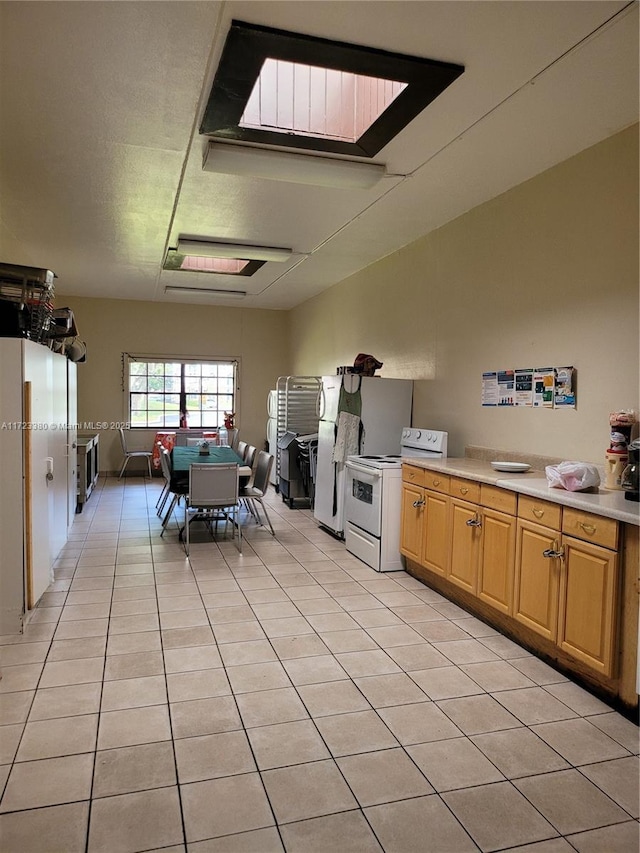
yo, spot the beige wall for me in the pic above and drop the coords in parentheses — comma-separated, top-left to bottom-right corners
(288, 125, 639, 464)
(55, 298, 289, 473)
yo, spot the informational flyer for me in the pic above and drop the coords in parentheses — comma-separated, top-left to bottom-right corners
(533, 368, 555, 407)
(554, 366, 575, 408)
(497, 370, 515, 406)
(482, 372, 498, 406)
(514, 369, 534, 406)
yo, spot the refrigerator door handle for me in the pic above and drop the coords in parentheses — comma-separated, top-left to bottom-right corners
(318, 387, 325, 419)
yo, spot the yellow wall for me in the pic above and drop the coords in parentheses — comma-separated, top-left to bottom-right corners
(54, 298, 289, 473)
(288, 125, 639, 463)
(60, 126, 638, 471)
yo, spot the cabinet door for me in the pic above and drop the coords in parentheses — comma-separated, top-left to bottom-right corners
(448, 498, 479, 594)
(400, 483, 424, 562)
(477, 508, 516, 615)
(423, 490, 449, 576)
(558, 536, 618, 677)
(513, 520, 560, 641)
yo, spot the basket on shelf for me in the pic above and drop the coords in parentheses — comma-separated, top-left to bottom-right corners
(0, 263, 56, 343)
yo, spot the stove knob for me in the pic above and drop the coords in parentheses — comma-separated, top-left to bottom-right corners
(431, 433, 437, 442)
(403, 429, 410, 438)
(415, 431, 421, 439)
(426, 432, 431, 441)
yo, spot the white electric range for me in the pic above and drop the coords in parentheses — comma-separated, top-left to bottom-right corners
(344, 428, 448, 571)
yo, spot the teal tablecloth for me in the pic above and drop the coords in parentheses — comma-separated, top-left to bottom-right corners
(170, 446, 246, 490)
(171, 445, 244, 472)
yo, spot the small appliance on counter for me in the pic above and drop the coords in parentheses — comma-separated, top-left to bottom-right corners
(621, 439, 640, 502)
(604, 410, 637, 490)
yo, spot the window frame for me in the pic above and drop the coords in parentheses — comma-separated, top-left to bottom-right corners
(124, 353, 239, 430)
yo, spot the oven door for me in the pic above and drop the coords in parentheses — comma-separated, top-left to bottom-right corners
(345, 461, 383, 537)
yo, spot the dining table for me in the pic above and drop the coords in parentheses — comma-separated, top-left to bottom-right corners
(170, 445, 251, 491)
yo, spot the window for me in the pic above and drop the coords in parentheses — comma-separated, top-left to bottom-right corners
(126, 356, 237, 429)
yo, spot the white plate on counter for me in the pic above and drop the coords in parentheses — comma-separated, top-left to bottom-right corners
(491, 461, 531, 473)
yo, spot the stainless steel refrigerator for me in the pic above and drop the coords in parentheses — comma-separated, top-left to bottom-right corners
(313, 374, 413, 537)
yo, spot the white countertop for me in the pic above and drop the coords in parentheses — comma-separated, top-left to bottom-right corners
(403, 457, 640, 526)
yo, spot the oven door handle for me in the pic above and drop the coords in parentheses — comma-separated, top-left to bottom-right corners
(345, 461, 384, 479)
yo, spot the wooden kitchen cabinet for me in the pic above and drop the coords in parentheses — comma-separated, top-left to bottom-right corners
(401, 466, 451, 575)
(514, 518, 561, 642)
(477, 507, 516, 614)
(558, 527, 619, 677)
(447, 496, 480, 594)
(422, 489, 450, 576)
(514, 501, 619, 676)
(400, 479, 424, 563)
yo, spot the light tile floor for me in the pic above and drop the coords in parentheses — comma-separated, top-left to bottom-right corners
(0, 476, 638, 852)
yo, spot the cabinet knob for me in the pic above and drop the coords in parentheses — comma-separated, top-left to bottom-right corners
(460, 487, 469, 495)
(579, 522, 596, 535)
(432, 479, 440, 487)
(532, 508, 545, 519)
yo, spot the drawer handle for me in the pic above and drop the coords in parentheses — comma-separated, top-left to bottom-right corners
(543, 543, 564, 560)
(460, 487, 469, 495)
(412, 499, 425, 508)
(579, 522, 596, 535)
(432, 479, 441, 487)
(532, 508, 545, 519)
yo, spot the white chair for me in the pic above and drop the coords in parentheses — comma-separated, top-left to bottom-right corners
(118, 427, 152, 479)
(184, 463, 241, 555)
(240, 451, 275, 535)
(186, 437, 202, 447)
(175, 429, 204, 447)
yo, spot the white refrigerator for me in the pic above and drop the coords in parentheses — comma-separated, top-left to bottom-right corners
(313, 374, 413, 537)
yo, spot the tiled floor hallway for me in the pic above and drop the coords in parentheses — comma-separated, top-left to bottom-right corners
(0, 475, 638, 852)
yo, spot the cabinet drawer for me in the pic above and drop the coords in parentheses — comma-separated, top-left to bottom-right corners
(451, 477, 480, 502)
(518, 495, 561, 529)
(562, 508, 618, 550)
(424, 472, 450, 494)
(402, 465, 425, 487)
(481, 484, 517, 515)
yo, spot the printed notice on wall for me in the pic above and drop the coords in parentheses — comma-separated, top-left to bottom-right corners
(533, 368, 555, 408)
(554, 366, 575, 408)
(483, 366, 576, 409)
(482, 372, 498, 406)
(497, 370, 515, 406)
(514, 369, 534, 406)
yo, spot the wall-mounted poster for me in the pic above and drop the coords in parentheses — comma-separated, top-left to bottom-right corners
(554, 366, 575, 408)
(482, 372, 498, 406)
(515, 369, 534, 406)
(497, 370, 514, 405)
(533, 368, 555, 407)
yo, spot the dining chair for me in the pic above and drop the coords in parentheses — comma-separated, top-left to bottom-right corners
(155, 441, 170, 513)
(240, 451, 275, 535)
(118, 427, 153, 479)
(225, 428, 239, 450)
(184, 462, 241, 555)
(243, 444, 257, 470)
(237, 440, 247, 461)
(186, 437, 202, 447)
(159, 448, 189, 535)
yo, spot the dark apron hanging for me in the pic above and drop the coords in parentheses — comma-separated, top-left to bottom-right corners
(332, 375, 364, 516)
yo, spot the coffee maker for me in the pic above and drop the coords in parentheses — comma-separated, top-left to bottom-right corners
(605, 410, 636, 490)
(621, 439, 640, 502)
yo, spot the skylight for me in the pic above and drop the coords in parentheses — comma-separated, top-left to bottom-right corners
(200, 21, 464, 158)
(239, 59, 408, 144)
(163, 249, 264, 276)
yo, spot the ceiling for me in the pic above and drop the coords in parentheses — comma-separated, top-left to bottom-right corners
(0, 1, 637, 310)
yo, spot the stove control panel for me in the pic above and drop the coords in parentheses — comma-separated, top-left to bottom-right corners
(401, 427, 448, 457)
